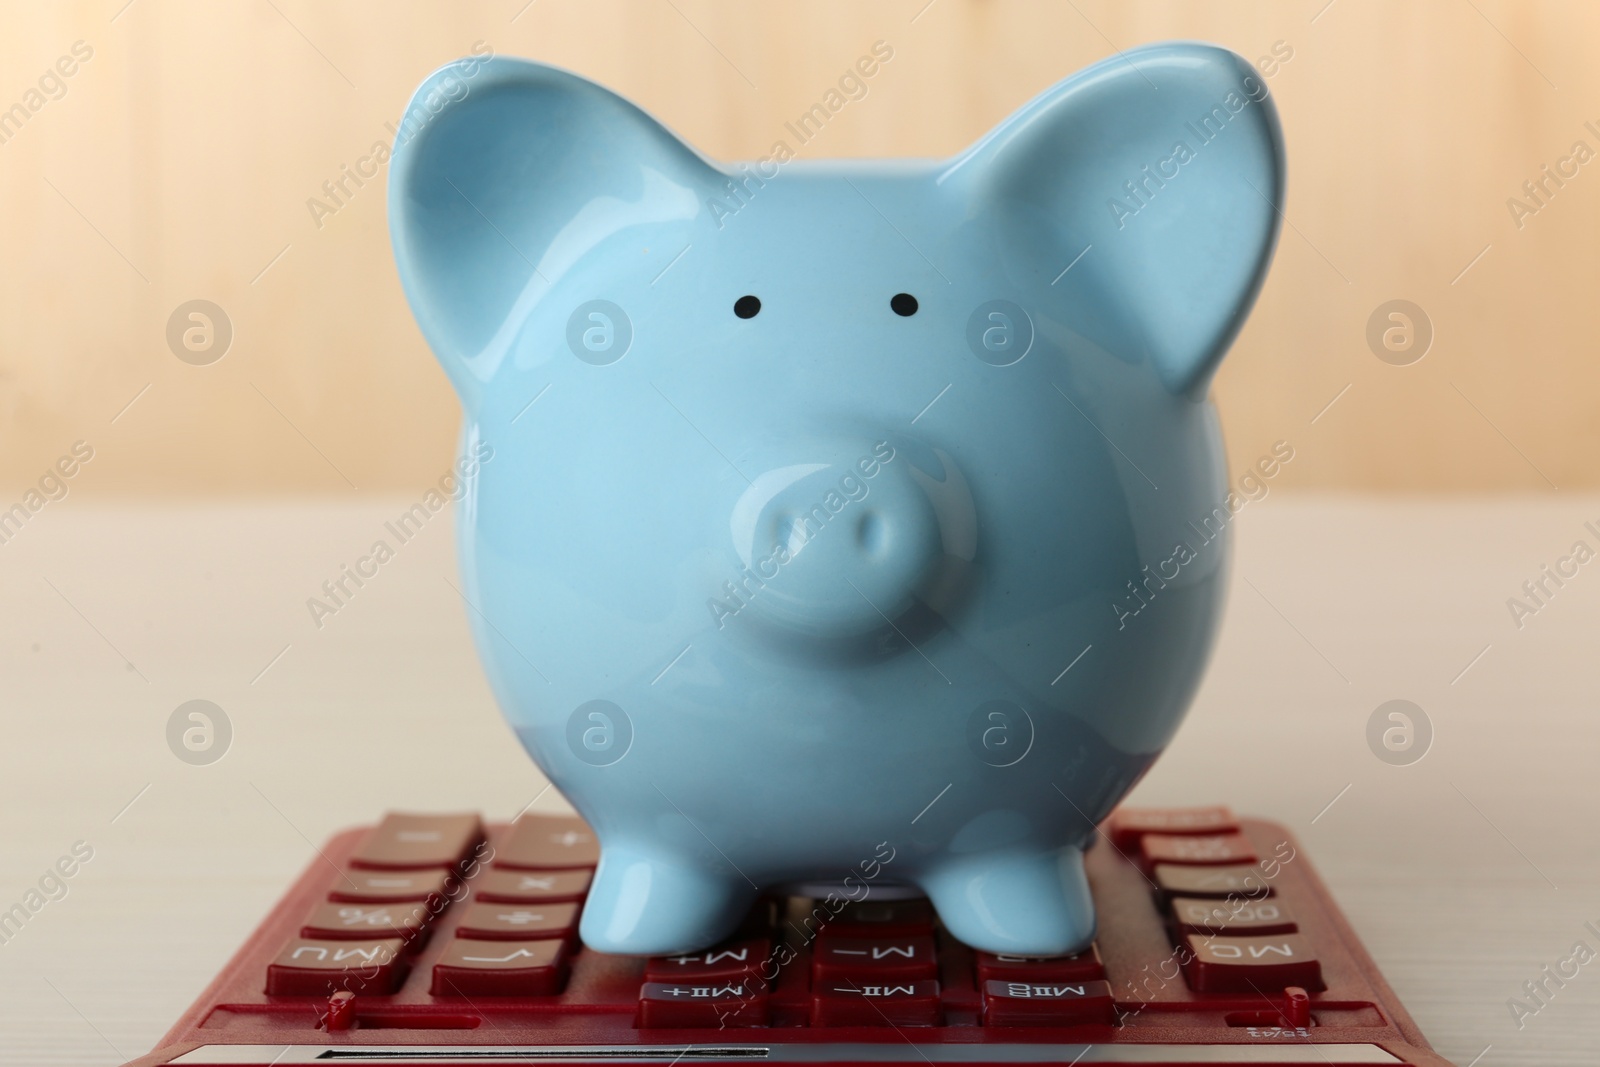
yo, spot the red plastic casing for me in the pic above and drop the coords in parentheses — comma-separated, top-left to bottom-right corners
(122, 814, 1451, 1066)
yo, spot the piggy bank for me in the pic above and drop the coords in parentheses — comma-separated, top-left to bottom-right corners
(389, 42, 1283, 957)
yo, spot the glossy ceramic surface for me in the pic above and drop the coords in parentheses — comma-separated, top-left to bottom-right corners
(389, 42, 1284, 956)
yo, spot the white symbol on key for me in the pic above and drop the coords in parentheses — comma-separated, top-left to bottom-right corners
(519, 876, 556, 890)
(551, 831, 589, 847)
(338, 907, 392, 927)
(496, 911, 545, 925)
(332, 946, 387, 963)
(462, 948, 542, 963)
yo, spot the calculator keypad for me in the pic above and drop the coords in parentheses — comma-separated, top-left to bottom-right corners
(266, 813, 594, 1000)
(145, 805, 1454, 1066)
(261, 807, 1336, 1033)
(1119, 807, 1325, 996)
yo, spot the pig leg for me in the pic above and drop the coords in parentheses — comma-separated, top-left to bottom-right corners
(918, 845, 1095, 956)
(579, 842, 758, 956)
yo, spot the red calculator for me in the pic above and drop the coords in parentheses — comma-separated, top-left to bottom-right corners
(123, 806, 1450, 1066)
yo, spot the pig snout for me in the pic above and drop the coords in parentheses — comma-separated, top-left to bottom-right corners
(724, 441, 969, 641)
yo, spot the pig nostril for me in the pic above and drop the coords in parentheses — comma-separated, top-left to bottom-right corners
(776, 513, 804, 555)
(856, 511, 885, 555)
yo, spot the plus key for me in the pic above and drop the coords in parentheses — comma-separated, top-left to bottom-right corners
(455, 901, 578, 941)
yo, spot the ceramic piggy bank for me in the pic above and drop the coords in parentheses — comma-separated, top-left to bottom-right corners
(389, 42, 1283, 957)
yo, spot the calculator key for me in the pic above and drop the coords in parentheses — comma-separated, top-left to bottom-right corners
(638, 981, 769, 1028)
(814, 936, 937, 983)
(975, 945, 1104, 984)
(1141, 833, 1258, 866)
(350, 813, 484, 870)
(455, 901, 578, 940)
(1170, 895, 1297, 936)
(811, 979, 941, 1027)
(266, 937, 406, 996)
(472, 868, 592, 904)
(431, 937, 569, 997)
(1183, 933, 1324, 993)
(646, 938, 772, 982)
(818, 898, 935, 939)
(494, 815, 600, 869)
(302, 902, 430, 942)
(981, 978, 1115, 1026)
(1154, 863, 1276, 899)
(329, 869, 453, 904)
(1109, 806, 1237, 849)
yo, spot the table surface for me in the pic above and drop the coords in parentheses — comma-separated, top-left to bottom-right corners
(1, 495, 1595, 1066)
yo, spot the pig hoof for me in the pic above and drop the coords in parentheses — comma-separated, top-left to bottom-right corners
(579, 846, 757, 956)
(920, 847, 1095, 955)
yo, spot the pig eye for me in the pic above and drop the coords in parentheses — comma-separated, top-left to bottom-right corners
(734, 295, 761, 319)
(890, 293, 918, 317)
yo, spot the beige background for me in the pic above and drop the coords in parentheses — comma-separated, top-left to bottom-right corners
(0, 0, 1596, 495)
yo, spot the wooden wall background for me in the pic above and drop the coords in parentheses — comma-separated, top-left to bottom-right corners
(1, 0, 1595, 493)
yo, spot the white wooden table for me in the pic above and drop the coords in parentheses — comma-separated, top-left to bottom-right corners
(1, 497, 1595, 1065)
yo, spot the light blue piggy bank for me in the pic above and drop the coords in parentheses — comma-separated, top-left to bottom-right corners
(390, 43, 1283, 957)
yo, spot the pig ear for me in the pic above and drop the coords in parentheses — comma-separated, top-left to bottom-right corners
(389, 58, 719, 406)
(948, 43, 1284, 396)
